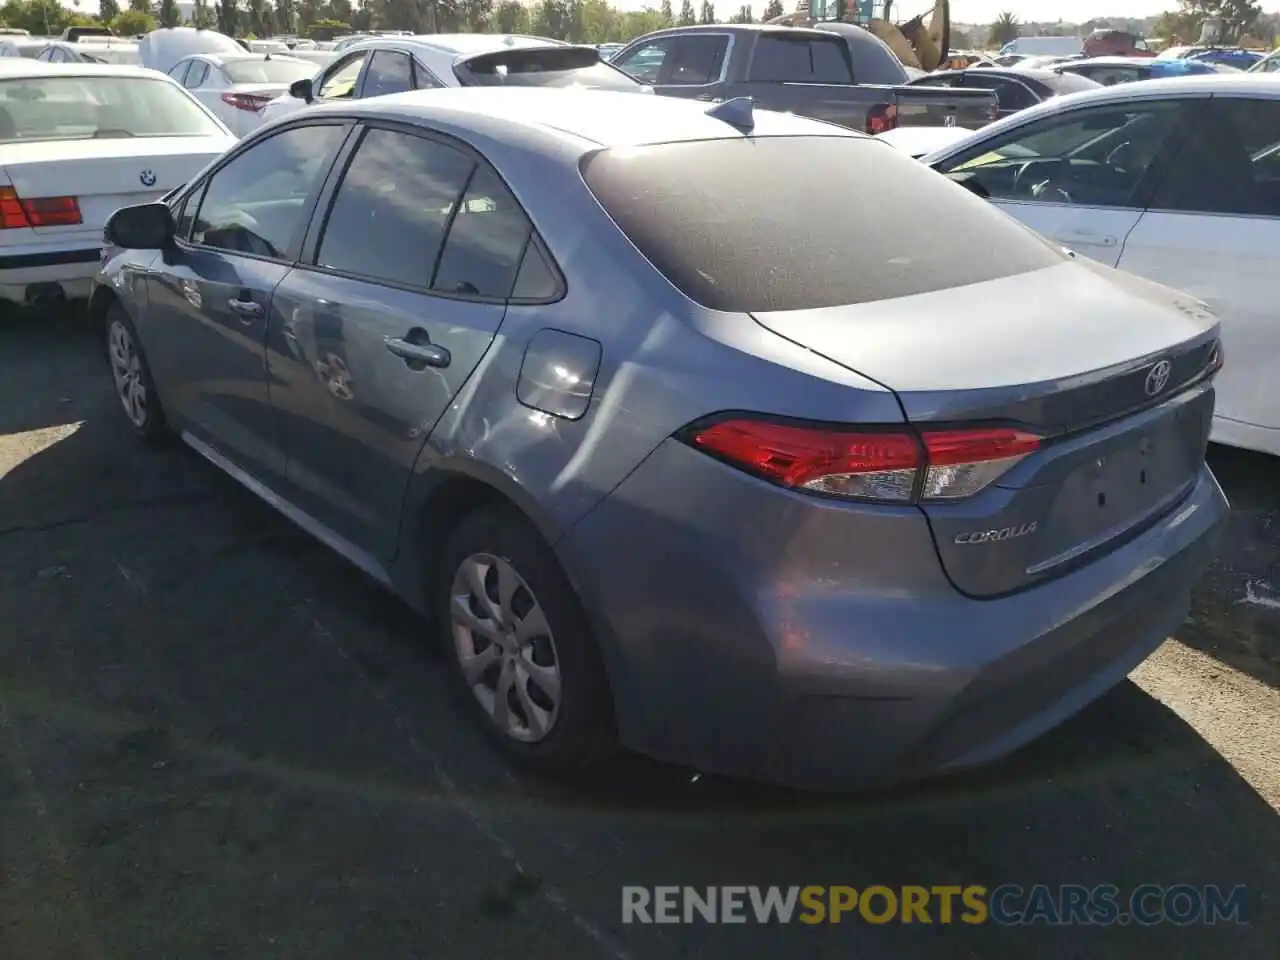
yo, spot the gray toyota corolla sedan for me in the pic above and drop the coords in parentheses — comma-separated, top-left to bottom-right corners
(92, 87, 1228, 789)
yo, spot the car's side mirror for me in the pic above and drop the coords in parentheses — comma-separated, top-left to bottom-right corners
(104, 202, 176, 250)
(289, 77, 314, 102)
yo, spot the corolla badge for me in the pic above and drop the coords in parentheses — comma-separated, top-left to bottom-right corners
(139, 169, 157, 187)
(1144, 359, 1172, 397)
(954, 521, 1038, 545)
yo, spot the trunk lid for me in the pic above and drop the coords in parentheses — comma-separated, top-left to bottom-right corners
(752, 259, 1221, 597)
(1, 136, 231, 234)
(226, 82, 292, 100)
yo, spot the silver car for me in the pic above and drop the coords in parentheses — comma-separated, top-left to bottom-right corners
(92, 88, 1228, 789)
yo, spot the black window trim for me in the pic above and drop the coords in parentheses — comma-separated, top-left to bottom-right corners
(933, 94, 1206, 213)
(294, 116, 566, 306)
(172, 118, 356, 266)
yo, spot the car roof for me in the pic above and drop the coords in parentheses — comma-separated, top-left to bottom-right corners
(188, 52, 308, 63)
(0, 60, 167, 79)
(309, 86, 863, 150)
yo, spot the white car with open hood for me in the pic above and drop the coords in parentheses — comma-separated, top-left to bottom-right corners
(0, 62, 236, 309)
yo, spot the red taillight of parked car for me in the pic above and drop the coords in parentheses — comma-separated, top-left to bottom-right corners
(685, 417, 1040, 503)
(221, 92, 273, 112)
(0, 186, 83, 229)
(865, 103, 899, 135)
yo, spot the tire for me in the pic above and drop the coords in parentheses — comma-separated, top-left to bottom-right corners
(436, 505, 615, 772)
(104, 302, 168, 443)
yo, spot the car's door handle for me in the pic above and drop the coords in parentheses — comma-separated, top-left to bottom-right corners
(227, 297, 264, 320)
(1054, 231, 1117, 247)
(384, 335, 450, 369)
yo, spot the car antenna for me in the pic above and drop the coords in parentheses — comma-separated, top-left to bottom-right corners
(705, 96, 754, 133)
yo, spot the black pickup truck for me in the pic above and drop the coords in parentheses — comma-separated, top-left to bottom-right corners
(611, 23, 998, 134)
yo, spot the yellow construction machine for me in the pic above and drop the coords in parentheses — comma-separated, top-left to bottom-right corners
(767, 0, 951, 72)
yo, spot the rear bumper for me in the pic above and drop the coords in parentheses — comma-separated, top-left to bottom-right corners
(0, 242, 101, 306)
(561, 439, 1228, 790)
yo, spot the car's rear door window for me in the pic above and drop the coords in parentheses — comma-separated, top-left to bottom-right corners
(361, 50, 413, 98)
(581, 136, 1063, 313)
(1149, 97, 1280, 217)
(747, 34, 853, 83)
(432, 165, 533, 299)
(665, 35, 728, 85)
(314, 127, 475, 288)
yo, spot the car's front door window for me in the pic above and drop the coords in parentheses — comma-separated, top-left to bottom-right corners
(190, 124, 347, 260)
(936, 100, 1185, 209)
(613, 38, 673, 85)
(185, 61, 209, 89)
(666, 35, 729, 85)
(318, 52, 366, 99)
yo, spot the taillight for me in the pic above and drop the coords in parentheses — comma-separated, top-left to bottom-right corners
(0, 186, 82, 229)
(222, 92, 272, 112)
(684, 418, 1039, 503)
(866, 103, 898, 135)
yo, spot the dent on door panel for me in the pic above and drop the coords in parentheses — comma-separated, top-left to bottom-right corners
(265, 270, 506, 558)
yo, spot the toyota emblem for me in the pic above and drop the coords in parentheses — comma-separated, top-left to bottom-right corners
(139, 169, 157, 187)
(1144, 359, 1172, 397)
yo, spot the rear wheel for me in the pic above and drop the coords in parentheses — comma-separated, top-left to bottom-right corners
(436, 506, 614, 772)
(105, 303, 167, 442)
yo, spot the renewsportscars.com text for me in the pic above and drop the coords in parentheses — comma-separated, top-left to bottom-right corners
(621, 884, 1248, 926)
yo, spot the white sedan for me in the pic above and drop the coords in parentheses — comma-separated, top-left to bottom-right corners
(165, 53, 319, 136)
(0, 62, 236, 309)
(918, 73, 1280, 458)
(257, 33, 646, 128)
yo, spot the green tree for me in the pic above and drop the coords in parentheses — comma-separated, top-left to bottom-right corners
(127, 0, 148, 12)
(698, 0, 713, 21)
(1151, 9, 1199, 42)
(761, 0, 781, 18)
(494, 0, 526, 31)
(217, 0, 238, 34)
(659, 0, 671, 25)
(247, 0, 267, 34)
(677, 0, 694, 24)
(112, 7, 155, 31)
(192, 0, 217, 26)
(99, 0, 121, 23)
(1176, 0, 1261, 40)
(728, 3, 751, 22)
(458, 0, 493, 30)
(158, 0, 180, 24)
(274, 0, 293, 32)
(987, 10, 1019, 46)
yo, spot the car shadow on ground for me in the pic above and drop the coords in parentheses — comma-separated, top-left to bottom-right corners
(0, 311, 1276, 959)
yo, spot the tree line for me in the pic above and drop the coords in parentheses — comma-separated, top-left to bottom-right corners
(0, 0, 794, 42)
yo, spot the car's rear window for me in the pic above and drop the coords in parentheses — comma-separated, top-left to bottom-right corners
(1038, 70, 1101, 93)
(458, 48, 643, 90)
(223, 57, 316, 83)
(580, 136, 1064, 313)
(0, 75, 225, 142)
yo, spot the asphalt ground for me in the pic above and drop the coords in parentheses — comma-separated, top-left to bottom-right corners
(1, 308, 1277, 959)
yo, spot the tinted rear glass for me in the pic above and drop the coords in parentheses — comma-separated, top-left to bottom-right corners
(223, 57, 316, 83)
(747, 35, 853, 83)
(0, 75, 225, 141)
(459, 48, 643, 90)
(581, 136, 1063, 313)
(1037, 70, 1101, 93)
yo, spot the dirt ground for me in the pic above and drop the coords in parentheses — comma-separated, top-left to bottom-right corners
(1, 310, 1277, 959)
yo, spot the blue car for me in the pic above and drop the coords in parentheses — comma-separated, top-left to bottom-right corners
(1054, 55, 1232, 86)
(1188, 48, 1261, 71)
